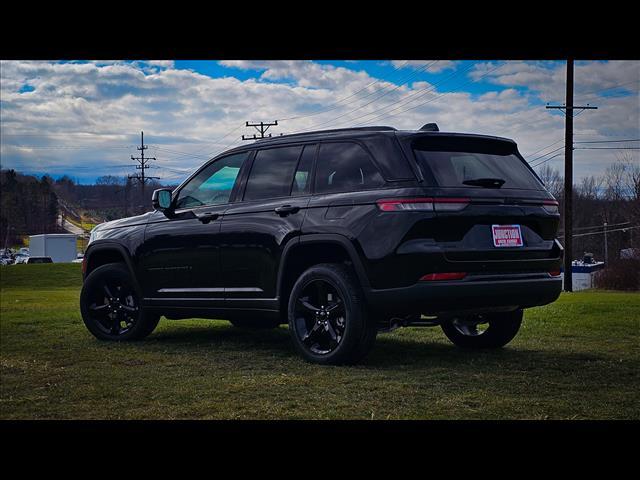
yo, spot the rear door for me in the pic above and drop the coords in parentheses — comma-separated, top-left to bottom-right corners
(219, 144, 316, 300)
(303, 140, 387, 239)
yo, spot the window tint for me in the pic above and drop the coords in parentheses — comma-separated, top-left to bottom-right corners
(315, 142, 384, 194)
(244, 146, 303, 201)
(175, 152, 247, 209)
(413, 150, 544, 190)
(290, 144, 316, 196)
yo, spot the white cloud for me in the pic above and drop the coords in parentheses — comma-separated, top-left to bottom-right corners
(391, 60, 458, 73)
(0, 60, 638, 184)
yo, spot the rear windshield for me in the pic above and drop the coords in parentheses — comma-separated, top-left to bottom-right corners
(412, 137, 544, 190)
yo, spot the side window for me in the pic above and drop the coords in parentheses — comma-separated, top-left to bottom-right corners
(175, 152, 248, 209)
(244, 146, 303, 201)
(290, 144, 316, 196)
(315, 142, 384, 194)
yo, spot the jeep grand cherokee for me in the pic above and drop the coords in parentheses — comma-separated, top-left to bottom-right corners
(80, 124, 562, 364)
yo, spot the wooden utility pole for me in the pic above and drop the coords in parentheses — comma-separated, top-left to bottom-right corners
(242, 121, 279, 140)
(128, 131, 159, 211)
(546, 60, 597, 292)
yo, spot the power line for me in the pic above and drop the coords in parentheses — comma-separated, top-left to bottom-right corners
(523, 138, 564, 158)
(344, 62, 480, 128)
(576, 80, 639, 100)
(574, 147, 640, 150)
(276, 60, 416, 122)
(572, 225, 639, 238)
(354, 61, 505, 127)
(528, 145, 566, 164)
(573, 138, 640, 144)
(559, 221, 631, 233)
(290, 61, 442, 133)
(531, 151, 564, 168)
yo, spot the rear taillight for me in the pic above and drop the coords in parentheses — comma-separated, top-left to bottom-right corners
(420, 272, 467, 281)
(81, 255, 87, 275)
(542, 200, 559, 214)
(377, 197, 470, 212)
(548, 269, 561, 277)
(377, 197, 434, 211)
(433, 197, 471, 212)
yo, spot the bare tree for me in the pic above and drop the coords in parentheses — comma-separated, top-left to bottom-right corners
(578, 175, 603, 200)
(537, 164, 564, 199)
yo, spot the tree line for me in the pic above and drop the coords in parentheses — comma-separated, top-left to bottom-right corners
(1, 170, 177, 246)
(537, 155, 639, 263)
(1, 170, 59, 247)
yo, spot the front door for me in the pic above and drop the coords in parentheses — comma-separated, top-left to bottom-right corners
(138, 151, 250, 303)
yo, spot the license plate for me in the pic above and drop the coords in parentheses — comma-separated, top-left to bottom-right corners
(491, 224, 523, 247)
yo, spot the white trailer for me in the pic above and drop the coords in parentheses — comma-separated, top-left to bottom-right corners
(29, 234, 77, 263)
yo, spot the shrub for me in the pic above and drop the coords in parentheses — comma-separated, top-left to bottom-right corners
(594, 258, 640, 291)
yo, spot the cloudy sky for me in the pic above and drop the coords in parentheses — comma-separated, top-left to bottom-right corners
(1, 60, 638, 184)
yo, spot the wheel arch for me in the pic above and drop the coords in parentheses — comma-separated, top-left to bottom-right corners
(84, 242, 141, 294)
(277, 234, 371, 313)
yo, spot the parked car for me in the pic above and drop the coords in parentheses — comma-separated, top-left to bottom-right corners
(80, 124, 562, 364)
(26, 256, 53, 264)
(14, 254, 29, 264)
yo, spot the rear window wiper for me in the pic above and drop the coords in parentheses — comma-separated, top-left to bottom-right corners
(462, 177, 506, 188)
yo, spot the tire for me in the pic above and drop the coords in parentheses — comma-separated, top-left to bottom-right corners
(80, 263, 160, 341)
(287, 263, 377, 365)
(229, 318, 281, 329)
(440, 309, 523, 349)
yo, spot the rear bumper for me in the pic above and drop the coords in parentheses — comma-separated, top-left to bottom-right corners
(366, 275, 562, 315)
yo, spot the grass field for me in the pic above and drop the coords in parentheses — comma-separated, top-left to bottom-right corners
(1, 263, 638, 420)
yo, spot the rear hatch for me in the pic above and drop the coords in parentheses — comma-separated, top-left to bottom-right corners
(401, 133, 561, 272)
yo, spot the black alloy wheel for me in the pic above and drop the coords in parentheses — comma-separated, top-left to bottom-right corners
(87, 278, 139, 336)
(294, 279, 347, 355)
(288, 263, 377, 365)
(80, 263, 159, 341)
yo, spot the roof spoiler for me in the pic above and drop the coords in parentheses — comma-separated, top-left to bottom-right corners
(419, 123, 439, 132)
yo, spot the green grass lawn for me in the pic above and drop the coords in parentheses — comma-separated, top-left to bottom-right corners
(1, 263, 638, 420)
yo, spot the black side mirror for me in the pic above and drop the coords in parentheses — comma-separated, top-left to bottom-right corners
(152, 189, 173, 215)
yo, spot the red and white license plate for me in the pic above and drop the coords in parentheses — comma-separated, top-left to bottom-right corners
(491, 224, 523, 247)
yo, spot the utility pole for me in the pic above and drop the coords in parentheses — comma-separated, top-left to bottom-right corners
(242, 121, 279, 140)
(603, 222, 608, 265)
(128, 131, 159, 210)
(546, 59, 598, 292)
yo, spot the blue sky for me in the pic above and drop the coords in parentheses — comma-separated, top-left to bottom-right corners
(1, 60, 638, 184)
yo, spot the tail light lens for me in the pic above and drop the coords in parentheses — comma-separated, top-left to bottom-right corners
(377, 197, 434, 212)
(548, 269, 561, 277)
(420, 272, 467, 281)
(81, 255, 87, 275)
(433, 197, 471, 212)
(542, 200, 559, 214)
(377, 197, 470, 212)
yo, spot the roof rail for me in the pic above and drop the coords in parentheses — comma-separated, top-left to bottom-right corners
(254, 125, 396, 141)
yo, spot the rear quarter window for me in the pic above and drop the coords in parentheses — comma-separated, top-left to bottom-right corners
(315, 142, 385, 194)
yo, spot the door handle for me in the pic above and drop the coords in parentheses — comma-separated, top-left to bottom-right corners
(195, 212, 220, 223)
(274, 205, 300, 216)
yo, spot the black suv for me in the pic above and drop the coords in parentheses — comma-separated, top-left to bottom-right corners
(80, 124, 563, 364)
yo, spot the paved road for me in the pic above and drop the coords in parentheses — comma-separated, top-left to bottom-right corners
(57, 215, 88, 236)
